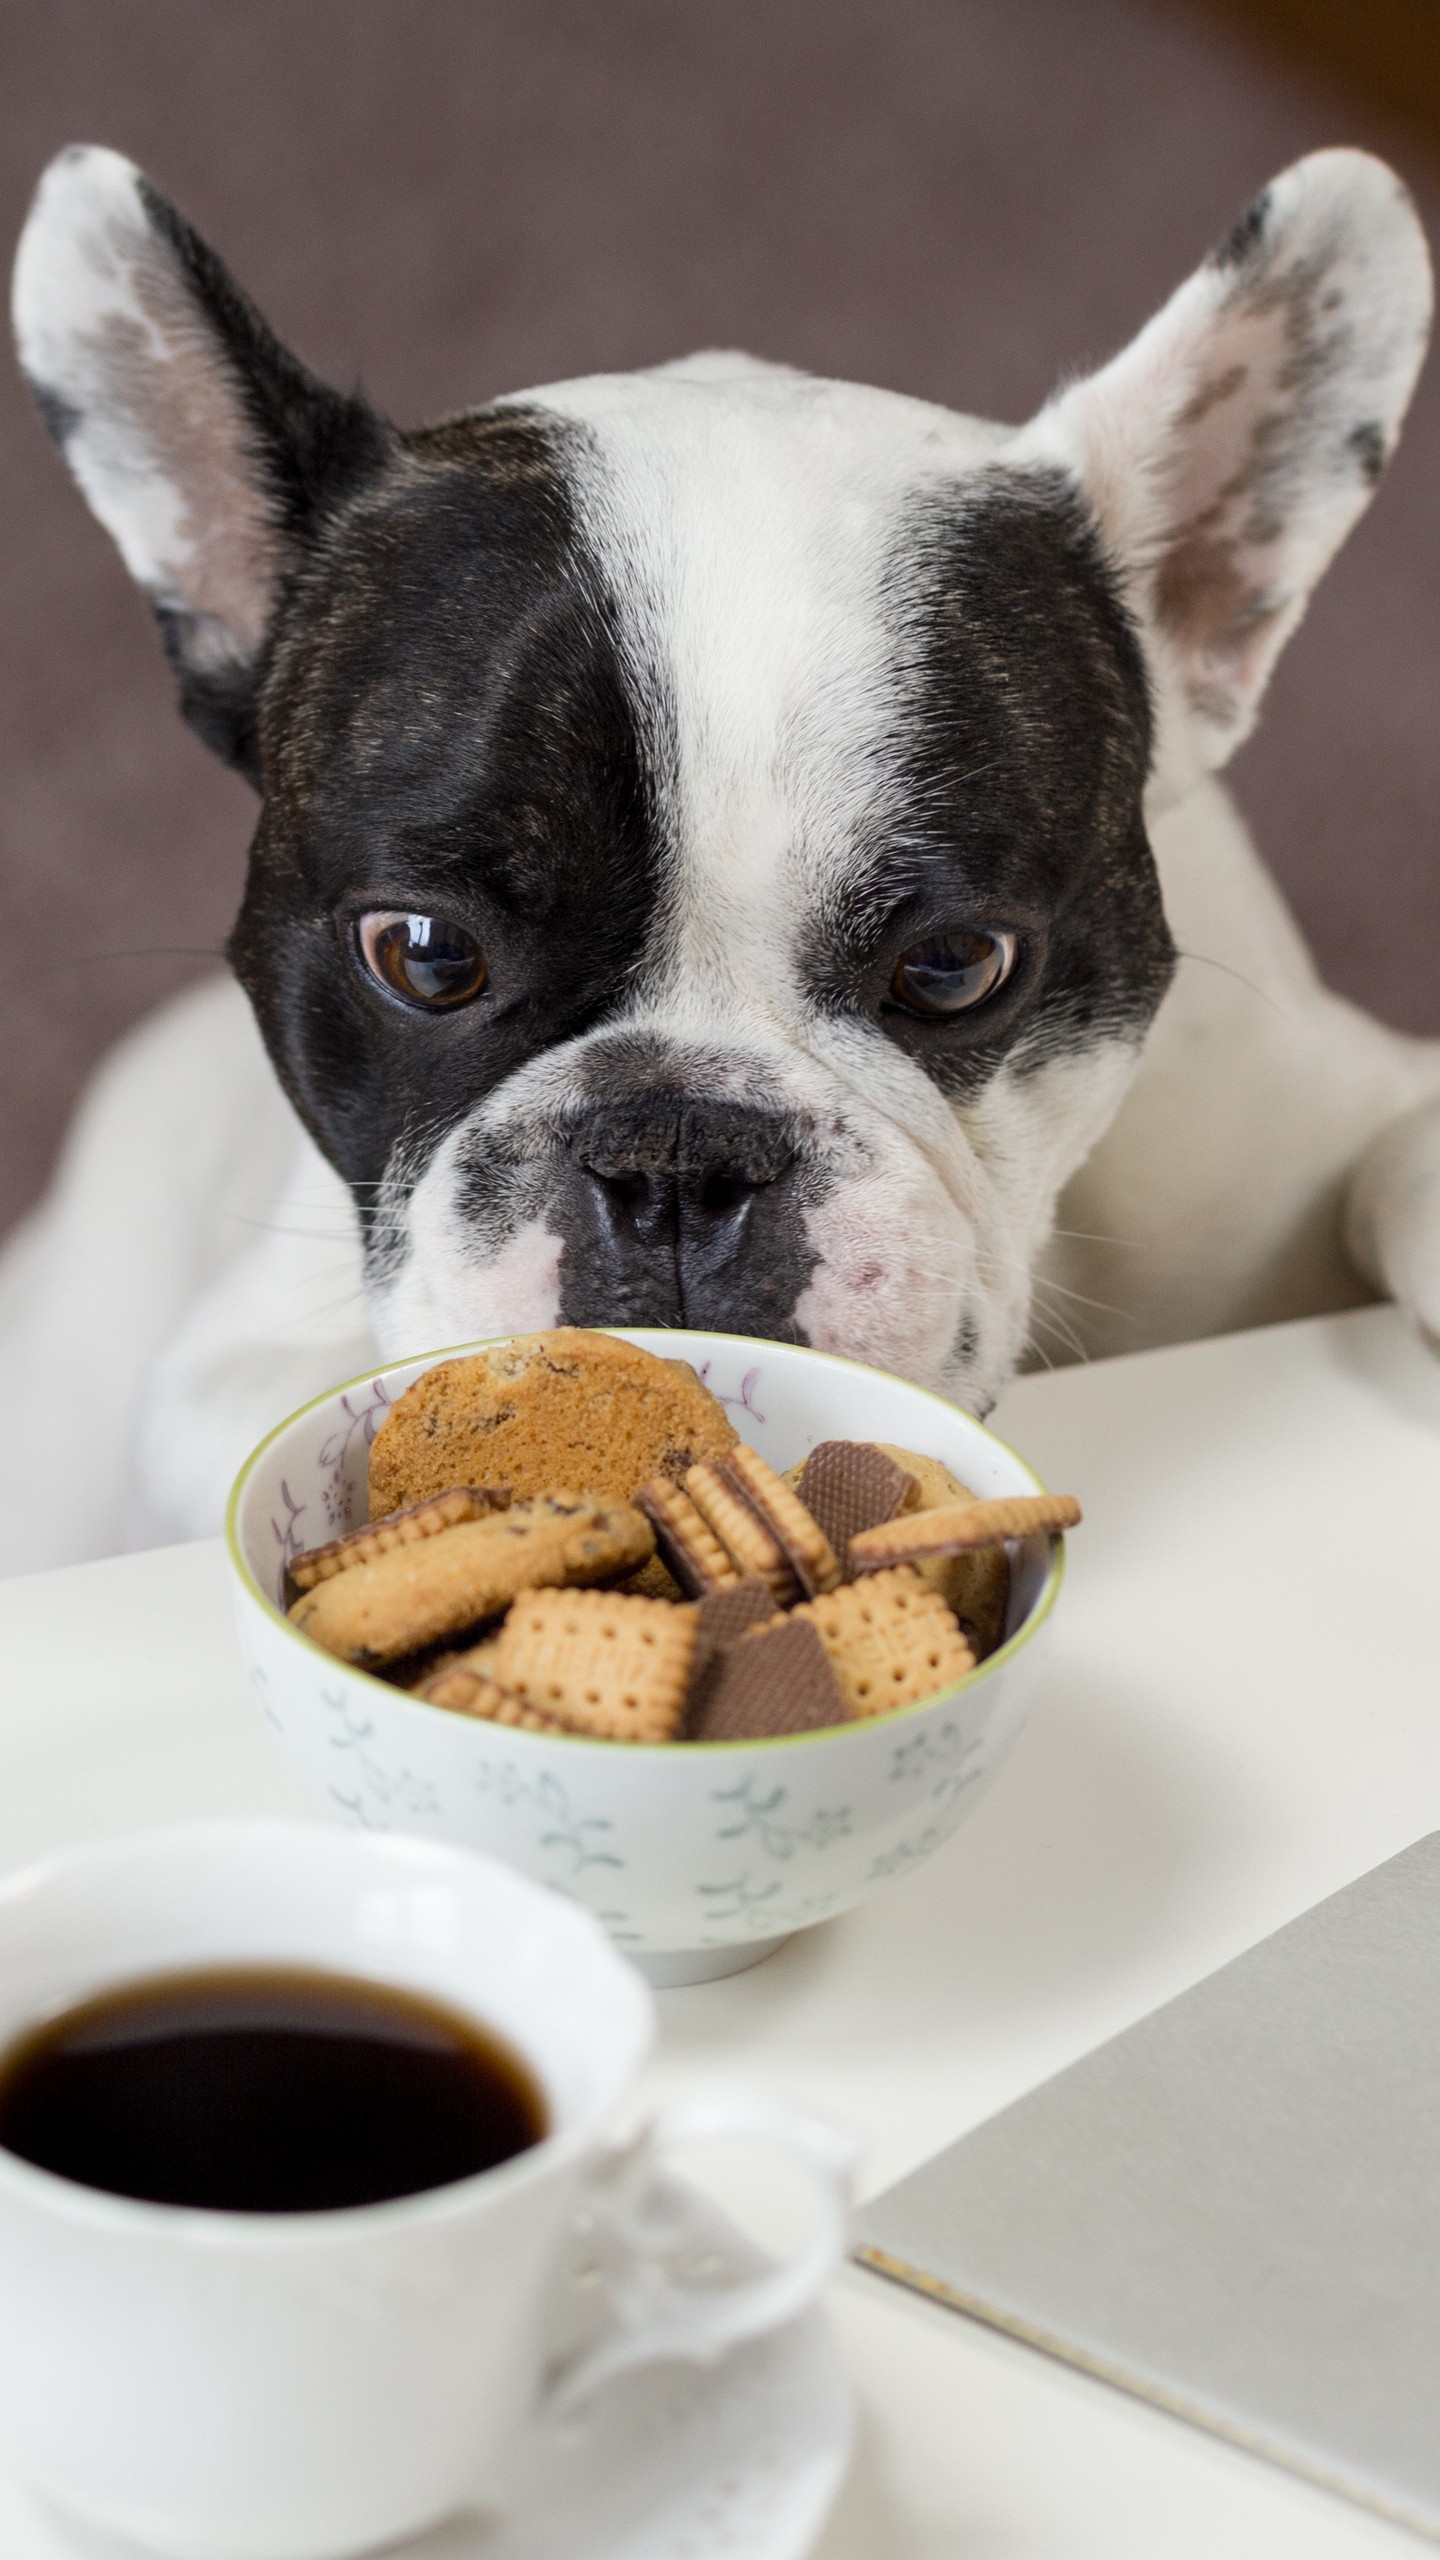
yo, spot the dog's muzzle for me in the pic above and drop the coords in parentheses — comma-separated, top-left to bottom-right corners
(552, 1094, 820, 1335)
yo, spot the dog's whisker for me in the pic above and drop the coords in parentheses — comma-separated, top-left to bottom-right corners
(224, 1221, 363, 1244)
(1173, 947, 1281, 1012)
(1027, 1277, 1136, 1323)
(1045, 1224, 1148, 1252)
(1019, 1300, 1096, 1361)
(263, 1283, 374, 1331)
(33, 945, 228, 978)
(969, 1235, 1135, 1326)
(1018, 1322, 1078, 1373)
(1027, 1299, 1093, 1360)
(1021, 1303, 1089, 1361)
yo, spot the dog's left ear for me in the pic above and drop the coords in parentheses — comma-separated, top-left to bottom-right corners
(1028, 150, 1432, 797)
(12, 146, 394, 781)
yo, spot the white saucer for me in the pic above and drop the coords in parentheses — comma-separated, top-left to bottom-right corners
(0, 2183, 854, 2560)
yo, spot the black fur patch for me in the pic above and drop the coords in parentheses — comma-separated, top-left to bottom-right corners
(429, 1122, 557, 1290)
(229, 409, 667, 1243)
(153, 616, 271, 781)
(27, 379, 83, 450)
(1349, 420, 1386, 488)
(1213, 188, 1271, 270)
(805, 468, 1173, 1093)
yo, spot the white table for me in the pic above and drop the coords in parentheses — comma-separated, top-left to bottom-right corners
(3, 1303, 1439, 2557)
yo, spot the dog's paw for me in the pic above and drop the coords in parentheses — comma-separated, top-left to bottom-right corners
(1346, 1096, 1440, 1354)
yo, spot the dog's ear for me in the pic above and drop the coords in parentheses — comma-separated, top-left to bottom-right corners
(1029, 150, 1432, 797)
(12, 146, 393, 782)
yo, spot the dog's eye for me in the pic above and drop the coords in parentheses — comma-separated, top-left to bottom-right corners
(889, 930, 1017, 1017)
(356, 911, 487, 1010)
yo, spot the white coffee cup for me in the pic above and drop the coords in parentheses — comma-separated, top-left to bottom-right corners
(0, 1821, 854, 2560)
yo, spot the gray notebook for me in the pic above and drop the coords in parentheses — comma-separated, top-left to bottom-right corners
(855, 1833, 1440, 2539)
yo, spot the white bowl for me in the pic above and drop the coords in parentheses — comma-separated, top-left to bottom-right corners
(228, 1330, 1064, 1985)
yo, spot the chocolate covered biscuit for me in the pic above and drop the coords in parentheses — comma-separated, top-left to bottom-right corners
(720, 1446, 841, 1597)
(690, 1575, 781, 1679)
(684, 1461, 797, 1603)
(635, 1478, 742, 1596)
(689, 1613, 849, 1742)
(792, 1440, 916, 1558)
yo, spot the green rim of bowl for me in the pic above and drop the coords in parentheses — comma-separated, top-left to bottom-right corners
(226, 1328, 1066, 1756)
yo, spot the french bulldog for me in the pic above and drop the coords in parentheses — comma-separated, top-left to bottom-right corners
(5, 141, 1439, 1565)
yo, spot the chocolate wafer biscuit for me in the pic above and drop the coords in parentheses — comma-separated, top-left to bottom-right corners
(684, 1462, 797, 1603)
(849, 1493, 1081, 1574)
(489, 1586, 698, 1743)
(722, 1446, 841, 1597)
(688, 1613, 849, 1742)
(287, 1486, 508, 1599)
(690, 1576, 781, 1684)
(796, 1567, 975, 1716)
(287, 1495, 653, 1669)
(792, 1441, 916, 1559)
(635, 1479, 742, 1596)
(416, 1663, 577, 1733)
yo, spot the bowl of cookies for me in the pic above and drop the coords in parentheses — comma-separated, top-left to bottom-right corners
(228, 1329, 1076, 1985)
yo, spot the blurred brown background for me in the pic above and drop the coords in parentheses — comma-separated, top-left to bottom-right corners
(2, 0, 1438, 1245)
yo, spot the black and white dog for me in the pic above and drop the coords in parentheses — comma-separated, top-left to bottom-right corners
(5, 143, 1439, 1567)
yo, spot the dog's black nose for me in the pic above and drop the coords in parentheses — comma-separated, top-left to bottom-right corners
(573, 1109, 793, 1243)
(556, 1098, 816, 1333)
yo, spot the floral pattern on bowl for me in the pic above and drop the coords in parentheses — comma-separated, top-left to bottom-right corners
(228, 1329, 1063, 1985)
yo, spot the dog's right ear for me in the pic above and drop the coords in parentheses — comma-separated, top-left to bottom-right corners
(1022, 150, 1432, 807)
(12, 146, 393, 781)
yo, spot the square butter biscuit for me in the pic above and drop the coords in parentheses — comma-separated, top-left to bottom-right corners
(490, 1587, 698, 1743)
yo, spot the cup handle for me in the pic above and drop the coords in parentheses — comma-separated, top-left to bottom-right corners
(543, 2088, 857, 2420)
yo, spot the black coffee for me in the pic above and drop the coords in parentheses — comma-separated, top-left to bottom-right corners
(0, 1965, 547, 2213)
